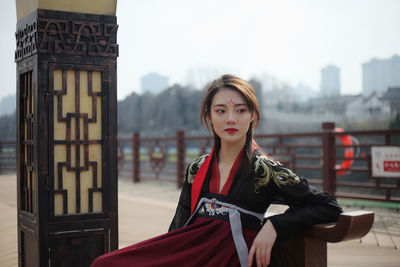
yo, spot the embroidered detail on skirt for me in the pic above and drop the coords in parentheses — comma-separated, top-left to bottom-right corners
(198, 202, 230, 216)
(185, 198, 265, 267)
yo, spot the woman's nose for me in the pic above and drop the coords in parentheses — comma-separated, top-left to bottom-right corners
(227, 111, 236, 124)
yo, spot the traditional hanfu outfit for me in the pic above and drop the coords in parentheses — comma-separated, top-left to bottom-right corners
(91, 148, 342, 267)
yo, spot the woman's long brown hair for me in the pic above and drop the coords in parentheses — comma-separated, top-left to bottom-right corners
(200, 74, 261, 178)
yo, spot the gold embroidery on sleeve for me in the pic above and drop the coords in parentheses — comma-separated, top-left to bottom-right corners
(254, 155, 300, 192)
(187, 154, 208, 184)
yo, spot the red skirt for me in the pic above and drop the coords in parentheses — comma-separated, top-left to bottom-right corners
(91, 217, 259, 267)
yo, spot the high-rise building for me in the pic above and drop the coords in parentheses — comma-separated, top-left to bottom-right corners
(141, 72, 169, 94)
(320, 65, 340, 96)
(362, 55, 400, 96)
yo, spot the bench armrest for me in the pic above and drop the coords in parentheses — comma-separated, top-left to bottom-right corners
(265, 210, 374, 267)
(265, 210, 374, 243)
(305, 210, 374, 242)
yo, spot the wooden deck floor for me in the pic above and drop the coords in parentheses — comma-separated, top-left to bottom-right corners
(1, 174, 399, 267)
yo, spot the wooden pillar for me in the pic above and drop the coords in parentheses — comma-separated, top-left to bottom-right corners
(322, 122, 336, 195)
(274, 234, 327, 267)
(176, 130, 185, 188)
(15, 1, 118, 266)
(132, 132, 140, 183)
(0, 141, 3, 174)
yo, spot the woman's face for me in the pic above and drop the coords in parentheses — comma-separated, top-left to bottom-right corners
(209, 88, 253, 147)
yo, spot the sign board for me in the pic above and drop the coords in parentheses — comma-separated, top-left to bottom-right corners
(371, 146, 400, 177)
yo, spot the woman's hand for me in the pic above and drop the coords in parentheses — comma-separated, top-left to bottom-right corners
(248, 220, 277, 267)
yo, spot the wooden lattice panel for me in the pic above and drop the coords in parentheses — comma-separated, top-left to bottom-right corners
(19, 71, 34, 213)
(52, 68, 103, 215)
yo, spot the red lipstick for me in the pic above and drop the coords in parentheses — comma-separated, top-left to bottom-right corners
(224, 128, 238, 134)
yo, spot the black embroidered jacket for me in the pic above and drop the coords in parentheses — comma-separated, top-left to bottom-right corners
(168, 150, 342, 242)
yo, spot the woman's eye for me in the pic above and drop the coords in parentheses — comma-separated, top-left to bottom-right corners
(216, 109, 225, 114)
(237, 109, 247, 113)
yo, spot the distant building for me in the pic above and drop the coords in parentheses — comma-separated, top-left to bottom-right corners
(249, 79, 263, 108)
(345, 93, 391, 121)
(304, 92, 390, 122)
(293, 83, 317, 102)
(320, 65, 340, 96)
(382, 87, 400, 117)
(362, 55, 400, 96)
(0, 95, 16, 116)
(309, 95, 357, 115)
(141, 72, 169, 94)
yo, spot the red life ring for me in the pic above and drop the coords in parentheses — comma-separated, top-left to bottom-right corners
(335, 128, 354, 175)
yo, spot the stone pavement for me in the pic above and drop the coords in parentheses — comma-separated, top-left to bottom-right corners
(1, 174, 399, 266)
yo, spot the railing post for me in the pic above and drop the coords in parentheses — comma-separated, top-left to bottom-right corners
(133, 132, 140, 183)
(176, 130, 185, 188)
(0, 141, 2, 174)
(322, 122, 336, 195)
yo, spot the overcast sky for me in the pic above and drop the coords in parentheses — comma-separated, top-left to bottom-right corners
(1, 0, 399, 100)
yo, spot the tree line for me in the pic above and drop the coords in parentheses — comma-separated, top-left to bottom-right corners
(0, 83, 208, 140)
(1, 77, 398, 140)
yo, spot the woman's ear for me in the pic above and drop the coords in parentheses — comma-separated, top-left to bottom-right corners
(250, 112, 255, 123)
(207, 113, 212, 124)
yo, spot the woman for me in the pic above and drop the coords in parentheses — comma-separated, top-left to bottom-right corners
(91, 74, 342, 267)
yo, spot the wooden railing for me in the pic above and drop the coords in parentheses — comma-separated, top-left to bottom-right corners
(118, 132, 212, 188)
(0, 140, 16, 174)
(118, 122, 400, 203)
(2, 123, 400, 202)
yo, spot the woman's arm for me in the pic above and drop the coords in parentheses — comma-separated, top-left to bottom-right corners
(254, 155, 342, 242)
(248, 220, 277, 267)
(168, 168, 192, 232)
(169, 154, 210, 231)
(249, 155, 342, 266)
(267, 176, 342, 242)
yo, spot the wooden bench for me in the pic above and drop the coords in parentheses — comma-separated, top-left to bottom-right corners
(265, 210, 375, 267)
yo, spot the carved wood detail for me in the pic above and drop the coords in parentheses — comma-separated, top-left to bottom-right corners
(15, 14, 118, 62)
